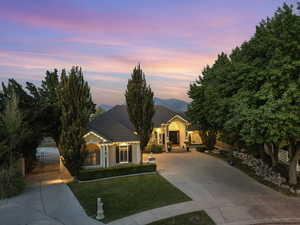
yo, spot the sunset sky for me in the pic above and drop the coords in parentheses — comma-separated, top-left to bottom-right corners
(0, 0, 294, 105)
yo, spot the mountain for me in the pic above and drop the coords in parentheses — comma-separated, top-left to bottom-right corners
(154, 97, 189, 112)
(98, 98, 189, 112)
(98, 104, 113, 111)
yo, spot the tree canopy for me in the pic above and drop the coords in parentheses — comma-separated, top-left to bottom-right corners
(125, 64, 155, 163)
(0, 67, 95, 177)
(187, 3, 300, 185)
(57, 67, 95, 177)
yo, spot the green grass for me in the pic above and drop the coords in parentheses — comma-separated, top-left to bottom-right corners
(68, 174, 191, 223)
(147, 211, 216, 225)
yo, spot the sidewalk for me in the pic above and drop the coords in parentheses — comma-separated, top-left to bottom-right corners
(0, 158, 104, 225)
(106, 199, 300, 225)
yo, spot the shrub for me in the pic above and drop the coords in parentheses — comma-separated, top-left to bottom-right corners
(219, 150, 229, 156)
(196, 145, 207, 152)
(78, 163, 157, 181)
(145, 144, 164, 153)
(167, 141, 172, 152)
(244, 143, 263, 158)
(200, 130, 217, 150)
(274, 163, 289, 180)
(0, 167, 25, 199)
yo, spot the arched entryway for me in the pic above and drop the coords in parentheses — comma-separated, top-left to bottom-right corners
(168, 117, 187, 149)
(84, 143, 101, 167)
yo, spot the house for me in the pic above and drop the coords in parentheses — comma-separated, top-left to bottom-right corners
(83, 105, 202, 168)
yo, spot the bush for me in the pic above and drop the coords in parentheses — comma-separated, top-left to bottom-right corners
(219, 149, 229, 156)
(196, 145, 207, 152)
(145, 144, 164, 153)
(0, 167, 25, 198)
(274, 163, 289, 180)
(200, 131, 217, 150)
(78, 163, 157, 181)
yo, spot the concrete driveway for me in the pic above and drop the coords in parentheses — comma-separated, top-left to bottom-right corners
(154, 151, 300, 224)
(0, 148, 103, 225)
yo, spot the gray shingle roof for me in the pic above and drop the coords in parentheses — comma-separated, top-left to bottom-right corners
(88, 105, 189, 142)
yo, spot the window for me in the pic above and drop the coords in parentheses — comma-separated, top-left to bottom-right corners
(119, 146, 128, 163)
(116, 144, 132, 163)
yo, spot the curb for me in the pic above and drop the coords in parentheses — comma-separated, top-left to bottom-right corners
(222, 217, 300, 225)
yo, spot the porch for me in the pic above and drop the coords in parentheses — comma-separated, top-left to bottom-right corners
(83, 131, 141, 168)
(150, 115, 191, 152)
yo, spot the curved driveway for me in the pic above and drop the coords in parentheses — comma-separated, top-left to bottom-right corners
(155, 151, 300, 225)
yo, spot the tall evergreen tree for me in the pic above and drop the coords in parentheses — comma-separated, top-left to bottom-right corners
(57, 67, 95, 177)
(38, 69, 61, 144)
(125, 65, 154, 163)
(0, 79, 42, 171)
(0, 93, 24, 167)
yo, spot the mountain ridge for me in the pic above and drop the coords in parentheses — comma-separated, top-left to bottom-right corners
(154, 97, 188, 112)
(98, 97, 189, 112)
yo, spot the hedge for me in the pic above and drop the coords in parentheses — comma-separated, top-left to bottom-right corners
(0, 168, 25, 198)
(196, 145, 207, 152)
(79, 163, 157, 181)
(145, 144, 164, 153)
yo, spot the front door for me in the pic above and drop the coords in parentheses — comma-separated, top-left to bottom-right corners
(169, 131, 179, 145)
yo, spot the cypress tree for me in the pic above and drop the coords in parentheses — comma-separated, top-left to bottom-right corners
(57, 67, 95, 177)
(39, 69, 61, 145)
(125, 65, 154, 164)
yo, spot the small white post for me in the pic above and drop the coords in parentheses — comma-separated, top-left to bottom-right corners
(96, 198, 104, 220)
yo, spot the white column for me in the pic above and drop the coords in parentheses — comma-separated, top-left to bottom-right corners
(137, 144, 141, 163)
(164, 125, 169, 152)
(97, 144, 102, 167)
(106, 145, 109, 168)
(101, 145, 105, 168)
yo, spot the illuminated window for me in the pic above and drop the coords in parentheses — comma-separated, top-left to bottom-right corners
(116, 145, 132, 163)
(84, 144, 100, 166)
(85, 151, 100, 166)
(119, 146, 128, 163)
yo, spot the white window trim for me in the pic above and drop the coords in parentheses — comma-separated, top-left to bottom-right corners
(119, 145, 129, 163)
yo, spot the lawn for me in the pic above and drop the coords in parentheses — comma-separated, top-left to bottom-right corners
(68, 174, 191, 222)
(147, 211, 216, 225)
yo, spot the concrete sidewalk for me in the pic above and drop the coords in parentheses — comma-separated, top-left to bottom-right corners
(106, 200, 300, 225)
(0, 160, 104, 225)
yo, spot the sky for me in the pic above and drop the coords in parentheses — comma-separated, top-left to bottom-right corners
(0, 0, 296, 105)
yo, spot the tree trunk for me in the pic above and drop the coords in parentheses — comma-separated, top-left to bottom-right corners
(273, 144, 279, 164)
(289, 147, 300, 186)
(264, 143, 278, 167)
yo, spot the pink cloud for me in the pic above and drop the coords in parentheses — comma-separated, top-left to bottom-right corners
(0, 1, 243, 38)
